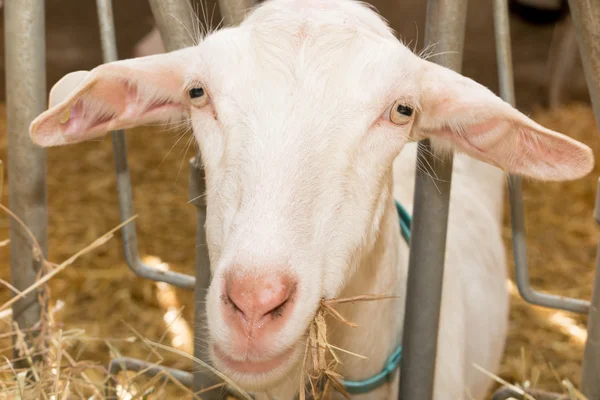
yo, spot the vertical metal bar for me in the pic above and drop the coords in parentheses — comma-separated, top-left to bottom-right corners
(496, 0, 590, 315)
(189, 159, 221, 398)
(566, 0, 600, 397)
(5, 0, 47, 363)
(97, 0, 119, 62)
(508, 170, 590, 313)
(584, 179, 600, 399)
(547, 17, 578, 109)
(110, 131, 196, 288)
(218, 0, 256, 26)
(96, 0, 196, 289)
(493, 0, 516, 107)
(507, 178, 591, 312)
(148, 0, 196, 53)
(566, 0, 600, 121)
(398, 0, 467, 399)
(145, 0, 218, 395)
(99, 0, 199, 391)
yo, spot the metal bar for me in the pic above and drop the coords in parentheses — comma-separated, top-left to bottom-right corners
(96, 0, 196, 290)
(218, 0, 256, 26)
(398, 0, 467, 398)
(508, 175, 590, 314)
(105, 356, 193, 400)
(145, 0, 219, 395)
(493, 0, 516, 106)
(148, 0, 196, 53)
(494, 0, 590, 315)
(97, 0, 119, 62)
(96, 1, 200, 394)
(5, 0, 47, 364)
(583, 179, 600, 399)
(567, 0, 600, 121)
(547, 16, 578, 109)
(565, 0, 600, 396)
(189, 158, 221, 397)
(112, 134, 196, 289)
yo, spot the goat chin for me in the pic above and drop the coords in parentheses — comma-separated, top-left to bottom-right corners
(211, 343, 303, 391)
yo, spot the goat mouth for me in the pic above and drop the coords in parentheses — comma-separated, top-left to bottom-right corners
(213, 344, 295, 375)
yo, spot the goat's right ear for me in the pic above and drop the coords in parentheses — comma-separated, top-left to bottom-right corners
(30, 49, 194, 147)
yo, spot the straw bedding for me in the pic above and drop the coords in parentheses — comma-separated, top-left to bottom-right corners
(0, 102, 598, 398)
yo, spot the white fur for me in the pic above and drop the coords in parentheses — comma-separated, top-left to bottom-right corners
(28, 0, 594, 399)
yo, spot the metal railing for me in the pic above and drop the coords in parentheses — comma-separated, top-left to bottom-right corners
(566, 0, 600, 395)
(398, 0, 467, 398)
(6, 0, 600, 399)
(5, 0, 48, 367)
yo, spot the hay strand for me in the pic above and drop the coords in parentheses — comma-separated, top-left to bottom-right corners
(0, 214, 137, 314)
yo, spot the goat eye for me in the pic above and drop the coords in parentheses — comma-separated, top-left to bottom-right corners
(189, 87, 209, 107)
(390, 100, 414, 125)
(189, 87, 204, 98)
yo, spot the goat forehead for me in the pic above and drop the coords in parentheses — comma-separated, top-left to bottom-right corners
(196, 0, 414, 92)
(246, 1, 399, 79)
(246, 0, 396, 41)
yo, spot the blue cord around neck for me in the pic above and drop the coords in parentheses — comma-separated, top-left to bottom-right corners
(340, 199, 411, 395)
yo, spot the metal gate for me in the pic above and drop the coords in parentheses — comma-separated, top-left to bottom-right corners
(5, 0, 600, 399)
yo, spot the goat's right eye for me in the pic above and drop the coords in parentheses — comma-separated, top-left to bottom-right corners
(389, 100, 414, 125)
(189, 87, 209, 107)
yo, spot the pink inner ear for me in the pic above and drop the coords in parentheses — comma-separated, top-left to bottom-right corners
(60, 79, 184, 141)
(61, 100, 115, 139)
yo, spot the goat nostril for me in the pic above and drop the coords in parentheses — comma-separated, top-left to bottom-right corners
(224, 293, 244, 316)
(265, 297, 289, 319)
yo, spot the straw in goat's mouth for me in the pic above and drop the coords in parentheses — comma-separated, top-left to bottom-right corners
(299, 294, 399, 400)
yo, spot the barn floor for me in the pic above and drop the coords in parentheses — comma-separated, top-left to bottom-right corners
(1, 0, 600, 398)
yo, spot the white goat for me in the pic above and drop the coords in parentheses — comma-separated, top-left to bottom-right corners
(29, 0, 593, 399)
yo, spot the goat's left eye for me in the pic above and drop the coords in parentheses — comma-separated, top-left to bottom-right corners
(390, 100, 414, 125)
(189, 87, 209, 107)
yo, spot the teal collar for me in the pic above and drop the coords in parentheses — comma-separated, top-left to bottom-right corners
(396, 199, 412, 244)
(340, 199, 411, 395)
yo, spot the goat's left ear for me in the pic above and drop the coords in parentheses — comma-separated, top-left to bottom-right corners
(416, 60, 594, 181)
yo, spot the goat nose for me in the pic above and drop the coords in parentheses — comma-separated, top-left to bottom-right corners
(225, 273, 294, 326)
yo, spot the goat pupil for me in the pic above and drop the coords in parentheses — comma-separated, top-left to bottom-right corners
(189, 87, 204, 99)
(397, 104, 413, 116)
